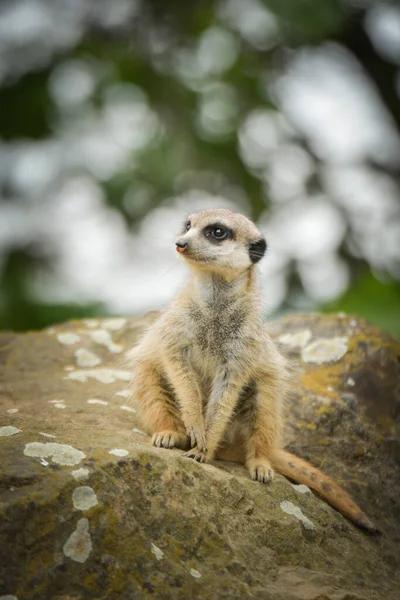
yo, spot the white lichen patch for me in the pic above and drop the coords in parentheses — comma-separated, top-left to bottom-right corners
(75, 348, 101, 368)
(48, 400, 66, 409)
(190, 569, 202, 579)
(102, 318, 126, 330)
(87, 399, 108, 406)
(151, 543, 164, 560)
(347, 377, 355, 387)
(0, 426, 22, 437)
(24, 442, 86, 466)
(280, 500, 316, 530)
(109, 448, 129, 457)
(66, 368, 132, 384)
(57, 332, 81, 345)
(292, 484, 311, 494)
(83, 319, 99, 328)
(6, 408, 19, 414)
(39, 432, 57, 439)
(0, 595, 19, 600)
(121, 405, 136, 413)
(72, 486, 98, 511)
(63, 518, 92, 563)
(277, 330, 312, 348)
(72, 467, 90, 481)
(88, 329, 122, 354)
(116, 389, 132, 399)
(301, 337, 348, 364)
(132, 428, 147, 436)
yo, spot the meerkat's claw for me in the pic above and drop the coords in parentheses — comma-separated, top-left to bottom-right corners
(152, 431, 188, 450)
(188, 424, 207, 452)
(247, 459, 274, 483)
(183, 446, 207, 463)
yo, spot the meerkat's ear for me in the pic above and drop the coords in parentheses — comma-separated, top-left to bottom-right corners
(248, 237, 267, 263)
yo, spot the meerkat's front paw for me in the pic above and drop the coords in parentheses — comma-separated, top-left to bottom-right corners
(152, 431, 189, 450)
(183, 446, 207, 463)
(246, 458, 274, 483)
(188, 423, 207, 452)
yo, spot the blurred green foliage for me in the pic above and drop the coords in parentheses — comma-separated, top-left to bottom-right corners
(0, 0, 399, 337)
(324, 271, 400, 339)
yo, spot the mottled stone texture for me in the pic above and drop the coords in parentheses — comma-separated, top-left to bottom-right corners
(0, 313, 399, 600)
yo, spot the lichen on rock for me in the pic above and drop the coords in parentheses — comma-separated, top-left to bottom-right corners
(0, 313, 399, 599)
(278, 329, 312, 348)
(63, 518, 92, 563)
(0, 426, 22, 437)
(23, 442, 86, 466)
(72, 486, 98, 511)
(280, 500, 316, 530)
(301, 336, 348, 364)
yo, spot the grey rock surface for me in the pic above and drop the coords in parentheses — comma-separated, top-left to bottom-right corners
(0, 313, 399, 599)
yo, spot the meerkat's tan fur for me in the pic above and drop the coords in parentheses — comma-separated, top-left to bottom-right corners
(129, 208, 378, 533)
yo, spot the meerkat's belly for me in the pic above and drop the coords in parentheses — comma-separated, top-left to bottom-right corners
(186, 344, 220, 383)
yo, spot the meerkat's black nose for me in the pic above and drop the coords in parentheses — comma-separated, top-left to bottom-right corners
(176, 241, 189, 253)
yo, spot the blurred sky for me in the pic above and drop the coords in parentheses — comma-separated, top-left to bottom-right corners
(0, 0, 400, 330)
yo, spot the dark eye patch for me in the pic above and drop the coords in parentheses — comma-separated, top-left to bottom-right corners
(182, 220, 191, 233)
(203, 223, 234, 243)
(248, 237, 267, 263)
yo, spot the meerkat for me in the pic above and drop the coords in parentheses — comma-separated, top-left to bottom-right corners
(128, 208, 379, 533)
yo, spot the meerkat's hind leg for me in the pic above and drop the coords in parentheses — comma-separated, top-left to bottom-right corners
(240, 375, 283, 484)
(133, 360, 190, 451)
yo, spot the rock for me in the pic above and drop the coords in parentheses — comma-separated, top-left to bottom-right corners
(0, 313, 399, 600)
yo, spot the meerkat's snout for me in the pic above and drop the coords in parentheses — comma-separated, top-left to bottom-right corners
(176, 240, 188, 253)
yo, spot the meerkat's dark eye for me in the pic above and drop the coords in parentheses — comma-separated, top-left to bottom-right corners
(204, 223, 233, 242)
(185, 221, 191, 232)
(211, 227, 227, 240)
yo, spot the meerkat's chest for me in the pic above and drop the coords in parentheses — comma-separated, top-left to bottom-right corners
(184, 302, 248, 366)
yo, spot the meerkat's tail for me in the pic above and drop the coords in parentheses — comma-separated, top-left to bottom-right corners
(270, 450, 381, 535)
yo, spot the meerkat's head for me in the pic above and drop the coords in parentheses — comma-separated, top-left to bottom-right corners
(175, 208, 266, 276)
